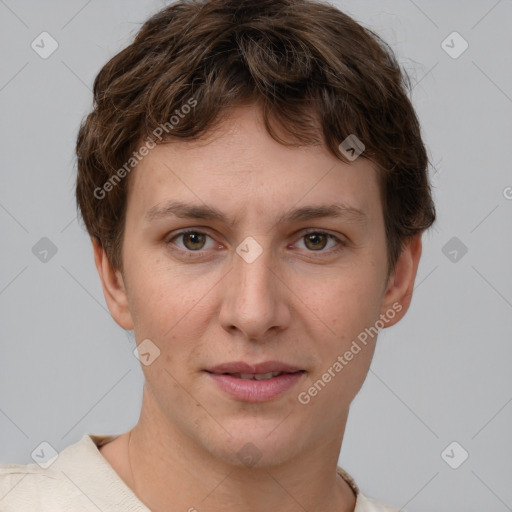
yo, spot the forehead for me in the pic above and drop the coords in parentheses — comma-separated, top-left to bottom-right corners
(126, 106, 382, 226)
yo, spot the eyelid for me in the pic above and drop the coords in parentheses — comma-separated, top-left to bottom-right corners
(167, 228, 219, 250)
(294, 229, 346, 252)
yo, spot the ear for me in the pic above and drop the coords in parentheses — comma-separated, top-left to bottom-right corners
(380, 235, 422, 327)
(92, 238, 134, 330)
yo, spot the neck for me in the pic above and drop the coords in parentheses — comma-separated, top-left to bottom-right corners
(121, 392, 356, 512)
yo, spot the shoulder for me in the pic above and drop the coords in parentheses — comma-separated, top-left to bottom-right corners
(355, 491, 405, 512)
(0, 462, 84, 510)
(336, 466, 404, 512)
(0, 434, 120, 511)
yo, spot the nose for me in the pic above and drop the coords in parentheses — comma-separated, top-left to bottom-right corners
(218, 239, 292, 341)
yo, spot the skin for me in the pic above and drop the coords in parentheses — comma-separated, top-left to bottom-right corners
(93, 105, 422, 512)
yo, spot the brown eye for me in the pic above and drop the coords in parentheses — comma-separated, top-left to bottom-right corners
(169, 230, 216, 252)
(181, 232, 207, 250)
(303, 232, 329, 251)
(294, 230, 345, 255)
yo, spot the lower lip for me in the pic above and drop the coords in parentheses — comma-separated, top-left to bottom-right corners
(206, 372, 305, 402)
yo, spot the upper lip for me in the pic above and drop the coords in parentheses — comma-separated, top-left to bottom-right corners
(206, 361, 304, 374)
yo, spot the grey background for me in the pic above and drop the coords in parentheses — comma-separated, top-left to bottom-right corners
(1, 1, 511, 510)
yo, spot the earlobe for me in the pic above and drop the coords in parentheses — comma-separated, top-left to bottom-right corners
(92, 238, 134, 330)
(380, 235, 422, 327)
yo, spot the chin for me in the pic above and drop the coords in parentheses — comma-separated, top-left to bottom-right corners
(202, 419, 308, 470)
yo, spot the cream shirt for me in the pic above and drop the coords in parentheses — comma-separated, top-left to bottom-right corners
(0, 434, 402, 511)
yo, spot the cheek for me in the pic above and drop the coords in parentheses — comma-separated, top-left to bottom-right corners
(297, 263, 382, 331)
(125, 252, 212, 334)
(298, 279, 380, 411)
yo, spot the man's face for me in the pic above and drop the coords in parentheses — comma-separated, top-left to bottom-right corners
(111, 106, 401, 466)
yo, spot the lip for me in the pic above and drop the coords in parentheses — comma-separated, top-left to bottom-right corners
(206, 361, 302, 374)
(205, 361, 305, 402)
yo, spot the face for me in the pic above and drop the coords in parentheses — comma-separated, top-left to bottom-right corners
(98, 105, 419, 468)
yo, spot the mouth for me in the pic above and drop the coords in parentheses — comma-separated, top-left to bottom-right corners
(206, 361, 304, 374)
(205, 362, 306, 402)
(219, 371, 291, 380)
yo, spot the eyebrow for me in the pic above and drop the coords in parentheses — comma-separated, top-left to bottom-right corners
(145, 200, 367, 226)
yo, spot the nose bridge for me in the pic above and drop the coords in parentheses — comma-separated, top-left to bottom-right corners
(219, 235, 289, 338)
(233, 235, 278, 306)
(234, 239, 273, 300)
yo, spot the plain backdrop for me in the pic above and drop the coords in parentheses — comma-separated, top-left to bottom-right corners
(1, 1, 511, 511)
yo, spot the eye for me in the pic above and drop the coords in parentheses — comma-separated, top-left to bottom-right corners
(294, 230, 345, 253)
(168, 230, 217, 252)
(166, 229, 346, 257)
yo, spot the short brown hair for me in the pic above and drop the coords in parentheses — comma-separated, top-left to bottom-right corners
(76, 0, 436, 276)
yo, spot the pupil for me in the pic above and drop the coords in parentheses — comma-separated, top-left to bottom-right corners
(185, 233, 204, 250)
(306, 233, 326, 250)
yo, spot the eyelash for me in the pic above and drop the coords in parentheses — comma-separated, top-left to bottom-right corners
(166, 229, 347, 257)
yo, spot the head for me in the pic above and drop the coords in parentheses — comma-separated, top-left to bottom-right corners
(76, 0, 435, 468)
